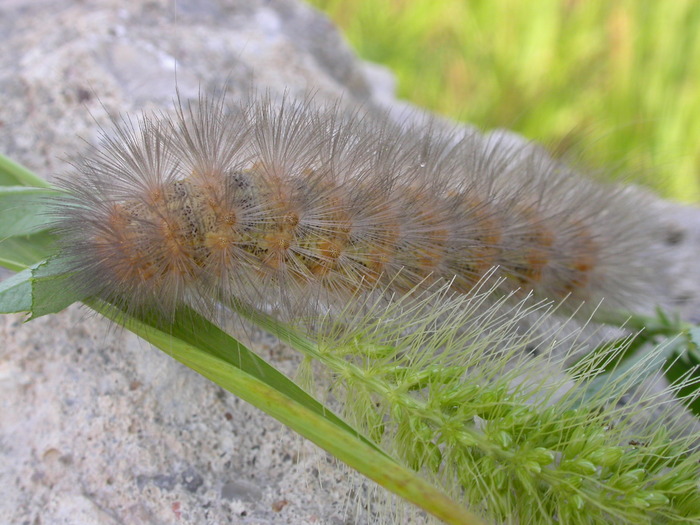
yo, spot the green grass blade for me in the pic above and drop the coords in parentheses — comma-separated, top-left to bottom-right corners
(90, 300, 483, 525)
(0, 157, 57, 268)
(0, 186, 58, 237)
(138, 303, 385, 451)
(0, 267, 33, 313)
(0, 153, 53, 188)
(0, 256, 32, 273)
(0, 232, 56, 269)
(29, 257, 85, 319)
(665, 348, 700, 417)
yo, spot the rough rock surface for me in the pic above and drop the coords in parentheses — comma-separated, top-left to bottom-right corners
(1, 1, 699, 525)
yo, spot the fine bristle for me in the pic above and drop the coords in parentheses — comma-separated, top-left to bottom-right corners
(51, 92, 660, 322)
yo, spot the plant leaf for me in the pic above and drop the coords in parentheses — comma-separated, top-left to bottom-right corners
(664, 328, 700, 417)
(0, 232, 56, 270)
(690, 326, 700, 348)
(0, 152, 52, 188)
(664, 352, 700, 416)
(0, 171, 58, 271)
(0, 155, 58, 267)
(29, 256, 85, 319)
(0, 267, 33, 313)
(0, 257, 83, 316)
(0, 186, 58, 237)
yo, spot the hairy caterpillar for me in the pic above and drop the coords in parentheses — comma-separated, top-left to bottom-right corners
(53, 92, 659, 321)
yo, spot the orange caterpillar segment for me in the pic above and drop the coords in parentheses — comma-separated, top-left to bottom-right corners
(500, 205, 555, 292)
(390, 187, 450, 290)
(327, 191, 401, 293)
(256, 192, 300, 272)
(563, 250, 597, 295)
(101, 183, 209, 284)
(359, 211, 401, 287)
(295, 181, 353, 281)
(99, 202, 157, 285)
(444, 194, 503, 294)
(553, 222, 599, 298)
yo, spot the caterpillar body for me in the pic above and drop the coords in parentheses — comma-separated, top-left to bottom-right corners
(54, 93, 657, 320)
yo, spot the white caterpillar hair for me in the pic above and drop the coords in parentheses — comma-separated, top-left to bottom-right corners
(51, 92, 660, 322)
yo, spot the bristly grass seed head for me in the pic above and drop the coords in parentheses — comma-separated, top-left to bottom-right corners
(302, 283, 700, 524)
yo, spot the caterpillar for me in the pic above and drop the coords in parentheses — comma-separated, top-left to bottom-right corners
(52, 92, 660, 321)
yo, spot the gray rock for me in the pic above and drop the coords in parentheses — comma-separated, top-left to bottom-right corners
(221, 479, 263, 502)
(1, 1, 699, 525)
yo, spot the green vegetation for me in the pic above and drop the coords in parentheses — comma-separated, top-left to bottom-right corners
(309, 0, 700, 202)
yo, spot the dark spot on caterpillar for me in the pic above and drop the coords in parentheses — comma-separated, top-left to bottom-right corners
(173, 181, 189, 198)
(228, 170, 251, 190)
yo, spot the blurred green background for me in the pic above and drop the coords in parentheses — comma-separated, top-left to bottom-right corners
(308, 0, 700, 202)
